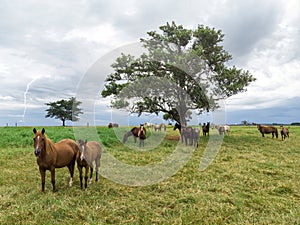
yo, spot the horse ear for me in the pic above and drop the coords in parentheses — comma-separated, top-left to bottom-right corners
(33, 128, 37, 134)
(42, 128, 45, 134)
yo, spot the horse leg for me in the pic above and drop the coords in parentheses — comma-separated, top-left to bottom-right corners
(89, 165, 93, 184)
(68, 161, 75, 187)
(85, 166, 89, 188)
(39, 167, 46, 192)
(50, 167, 56, 192)
(95, 158, 100, 182)
(139, 139, 143, 147)
(78, 166, 83, 189)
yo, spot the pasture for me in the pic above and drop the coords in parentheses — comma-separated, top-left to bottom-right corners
(0, 126, 299, 224)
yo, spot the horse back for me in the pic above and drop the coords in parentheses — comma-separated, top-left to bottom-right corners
(54, 139, 78, 168)
(86, 141, 102, 159)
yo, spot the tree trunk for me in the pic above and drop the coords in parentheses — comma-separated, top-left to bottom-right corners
(62, 119, 65, 126)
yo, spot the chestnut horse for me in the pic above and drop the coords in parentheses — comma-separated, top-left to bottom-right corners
(280, 126, 289, 141)
(257, 124, 278, 138)
(77, 139, 102, 189)
(33, 128, 78, 192)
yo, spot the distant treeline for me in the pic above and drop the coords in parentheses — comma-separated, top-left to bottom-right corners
(234, 122, 300, 126)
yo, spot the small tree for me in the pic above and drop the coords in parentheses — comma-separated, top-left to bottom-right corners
(45, 97, 83, 126)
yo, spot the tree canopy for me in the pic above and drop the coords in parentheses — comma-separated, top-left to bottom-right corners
(45, 97, 82, 126)
(101, 21, 256, 125)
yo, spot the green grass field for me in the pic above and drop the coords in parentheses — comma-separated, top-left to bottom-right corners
(0, 126, 299, 224)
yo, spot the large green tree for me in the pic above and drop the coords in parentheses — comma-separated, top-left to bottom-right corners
(45, 97, 83, 126)
(101, 22, 256, 125)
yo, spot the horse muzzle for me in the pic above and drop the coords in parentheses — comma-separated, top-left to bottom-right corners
(34, 149, 41, 157)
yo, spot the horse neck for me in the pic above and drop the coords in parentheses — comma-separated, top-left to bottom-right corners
(44, 136, 55, 154)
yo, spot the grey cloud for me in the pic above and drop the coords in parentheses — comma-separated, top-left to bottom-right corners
(209, 0, 284, 63)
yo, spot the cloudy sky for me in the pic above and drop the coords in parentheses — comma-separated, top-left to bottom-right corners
(1, 0, 300, 126)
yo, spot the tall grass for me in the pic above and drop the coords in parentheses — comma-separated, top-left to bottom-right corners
(0, 126, 299, 224)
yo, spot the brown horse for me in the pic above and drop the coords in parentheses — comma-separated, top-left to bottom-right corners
(280, 126, 289, 141)
(108, 123, 119, 128)
(257, 124, 278, 138)
(123, 125, 147, 147)
(77, 140, 102, 189)
(33, 128, 78, 192)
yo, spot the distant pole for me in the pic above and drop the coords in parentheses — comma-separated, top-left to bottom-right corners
(15, 122, 17, 127)
(87, 122, 89, 127)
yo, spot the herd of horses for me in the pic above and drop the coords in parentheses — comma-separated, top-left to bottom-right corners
(32, 123, 290, 192)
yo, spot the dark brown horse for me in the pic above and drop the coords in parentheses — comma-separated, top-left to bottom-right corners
(202, 122, 210, 136)
(108, 123, 119, 128)
(257, 124, 278, 138)
(123, 125, 147, 147)
(33, 128, 78, 192)
(280, 126, 289, 141)
(77, 140, 102, 189)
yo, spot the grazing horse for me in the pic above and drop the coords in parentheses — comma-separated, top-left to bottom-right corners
(108, 123, 119, 128)
(145, 122, 153, 129)
(192, 127, 200, 147)
(123, 125, 147, 147)
(257, 124, 278, 138)
(153, 124, 162, 131)
(202, 122, 210, 136)
(77, 140, 102, 189)
(280, 126, 289, 141)
(160, 123, 167, 131)
(218, 125, 230, 135)
(33, 128, 78, 192)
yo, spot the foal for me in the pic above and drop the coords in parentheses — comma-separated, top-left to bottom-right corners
(77, 139, 102, 189)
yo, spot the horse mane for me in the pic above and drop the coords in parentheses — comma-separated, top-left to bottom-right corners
(44, 135, 55, 154)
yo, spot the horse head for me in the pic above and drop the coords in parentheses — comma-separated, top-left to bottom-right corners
(77, 139, 88, 161)
(174, 123, 181, 131)
(33, 128, 46, 157)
